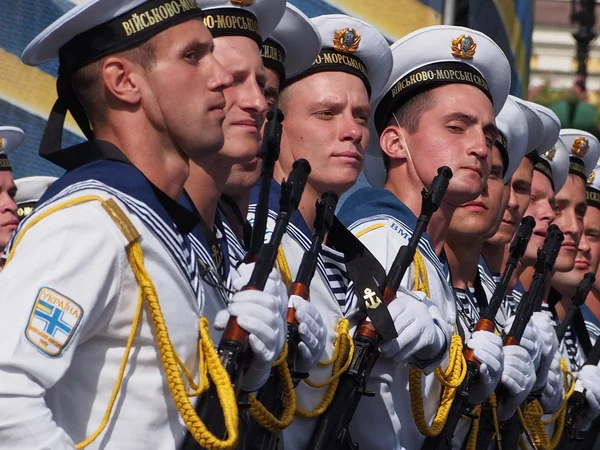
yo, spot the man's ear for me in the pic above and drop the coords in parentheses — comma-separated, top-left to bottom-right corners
(101, 56, 142, 106)
(380, 125, 410, 162)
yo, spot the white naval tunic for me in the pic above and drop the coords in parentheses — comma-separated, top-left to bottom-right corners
(338, 187, 456, 450)
(0, 179, 205, 450)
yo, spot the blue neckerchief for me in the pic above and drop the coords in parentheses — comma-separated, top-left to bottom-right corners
(337, 186, 449, 278)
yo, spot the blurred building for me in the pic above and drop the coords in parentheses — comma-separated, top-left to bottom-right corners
(530, 0, 600, 102)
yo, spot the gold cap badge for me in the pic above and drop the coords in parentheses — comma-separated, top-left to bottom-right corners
(0, 139, 3, 152)
(588, 171, 596, 185)
(451, 35, 476, 60)
(333, 28, 361, 53)
(545, 146, 556, 161)
(230, 0, 253, 5)
(572, 137, 589, 157)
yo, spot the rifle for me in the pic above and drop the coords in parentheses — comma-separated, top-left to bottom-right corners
(245, 191, 338, 450)
(247, 107, 285, 260)
(499, 224, 564, 449)
(307, 166, 453, 450)
(558, 274, 598, 450)
(423, 216, 536, 450)
(182, 159, 311, 450)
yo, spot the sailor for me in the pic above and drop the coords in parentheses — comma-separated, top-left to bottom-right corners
(444, 96, 538, 435)
(247, 13, 393, 450)
(0, 126, 22, 253)
(218, 2, 321, 264)
(14, 176, 58, 222)
(579, 164, 600, 343)
(539, 129, 600, 371)
(0, 1, 280, 448)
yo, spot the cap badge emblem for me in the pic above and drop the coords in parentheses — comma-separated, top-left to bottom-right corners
(588, 171, 596, 185)
(572, 137, 589, 157)
(333, 28, 360, 53)
(230, 0, 253, 6)
(545, 146, 556, 161)
(451, 34, 476, 59)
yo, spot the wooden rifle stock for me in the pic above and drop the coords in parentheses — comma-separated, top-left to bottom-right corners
(308, 166, 453, 450)
(182, 159, 310, 450)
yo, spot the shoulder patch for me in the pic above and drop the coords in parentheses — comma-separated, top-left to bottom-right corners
(25, 287, 84, 357)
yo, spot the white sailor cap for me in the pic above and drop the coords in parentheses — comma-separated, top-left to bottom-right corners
(526, 102, 561, 158)
(284, 14, 393, 101)
(534, 137, 570, 194)
(495, 97, 529, 183)
(372, 25, 511, 136)
(586, 164, 600, 209)
(261, 4, 321, 82)
(0, 126, 25, 172)
(202, 0, 286, 46)
(558, 129, 600, 181)
(14, 176, 58, 222)
(510, 97, 545, 155)
(22, 0, 204, 68)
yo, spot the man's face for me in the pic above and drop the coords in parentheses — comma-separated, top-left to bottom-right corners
(224, 66, 280, 198)
(0, 172, 17, 251)
(449, 146, 506, 240)
(277, 71, 370, 196)
(213, 36, 268, 165)
(553, 206, 600, 293)
(402, 84, 497, 207)
(487, 157, 534, 246)
(553, 174, 587, 272)
(521, 170, 556, 266)
(142, 19, 232, 160)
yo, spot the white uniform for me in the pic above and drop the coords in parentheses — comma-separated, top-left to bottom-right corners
(0, 164, 206, 450)
(338, 187, 456, 450)
(248, 180, 353, 450)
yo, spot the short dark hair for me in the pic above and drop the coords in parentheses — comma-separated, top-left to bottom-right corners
(71, 41, 157, 128)
(382, 89, 434, 172)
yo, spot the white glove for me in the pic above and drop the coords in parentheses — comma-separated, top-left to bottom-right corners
(379, 291, 447, 366)
(466, 330, 504, 405)
(540, 349, 564, 413)
(289, 295, 326, 373)
(503, 314, 542, 373)
(497, 345, 536, 421)
(531, 311, 559, 391)
(232, 262, 288, 319)
(215, 264, 287, 391)
(576, 363, 600, 431)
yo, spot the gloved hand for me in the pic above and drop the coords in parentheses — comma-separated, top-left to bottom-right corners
(289, 295, 327, 373)
(531, 311, 559, 390)
(232, 262, 288, 319)
(576, 363, 600, 431)
(540, 349, 564, 413)
(503, 314, 542, 373)
(497, 345, 536, 421)
(215, 264, 287, 391)
(379, 290, 447, 366)
(466, 330, 504, 405)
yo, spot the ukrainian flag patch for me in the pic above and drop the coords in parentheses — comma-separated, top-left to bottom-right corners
(25, 287, 83, 357)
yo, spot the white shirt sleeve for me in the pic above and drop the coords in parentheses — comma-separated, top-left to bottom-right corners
(0, 199, 126, 449)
